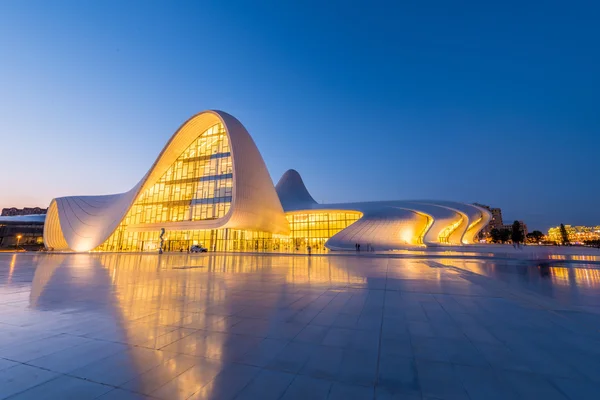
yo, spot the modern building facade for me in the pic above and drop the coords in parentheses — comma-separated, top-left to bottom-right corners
(473, 203, 503, 239)
(547, 225, 600, 244)
(0, 214, 45, 249)
(500, 221, 528, 238)
(1, 207, 47, 217)
(43, 110, 491, 253)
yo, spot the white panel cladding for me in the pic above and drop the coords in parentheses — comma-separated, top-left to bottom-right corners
(43, 110, 289, 252)
(219, 112, 289, 234)
(463, 204, 492, 244)
(275, 170, 493, 250)
(43, 200, 69, 250)
(319, 200, 489, 250)
(275, 169, 318, 211)
(325, 207, 429, 250)
(398, 202, 463, 246)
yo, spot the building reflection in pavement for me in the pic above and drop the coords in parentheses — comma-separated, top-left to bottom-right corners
(26, 253, 367, 397)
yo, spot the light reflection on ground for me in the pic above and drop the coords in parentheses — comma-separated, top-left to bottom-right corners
(1, 252, 600, 399)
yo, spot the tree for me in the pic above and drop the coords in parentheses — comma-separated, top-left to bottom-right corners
(526, 230, 544, 243)
(560, 223, 570, 245)
(511, 221, 524, 244)
(499, 228, 511, 243)
(490, 228, 501, 243)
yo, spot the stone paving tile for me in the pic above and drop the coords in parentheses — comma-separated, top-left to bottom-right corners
(6, 375, 113, 400)
(233, 337, 289, 367)
(234, 369, 295, 400)
(67, 346, 175, 386)
(0, 357, 19, 371)
(0, 333, 91, 363)
(96, 388, 150, 400)
(140, 327, 198, 350)
(187, 362, 260, 400)
(411, 336, 489, 366)
(377, 355, 419, 395)
(416, 359, 470, 400)
(26, 339, 128, 373)
(266, 341, 318, 373)
(500, 370, 568, 400)
(150, 357, 225, 399)
(299, 344, 345, 380)
(280, 375, 332, 400)
(293, 323, 329, 344)
(2, 253, 600, 399)
(0, 364, 60, 399)
(551, 377, 600, 400)
(329, 382, 374, 400)
(338, 348, 378, 386)
(454, 365, 519, 400)
(120, 353, 201, 395)
(473, 342, 533, 372)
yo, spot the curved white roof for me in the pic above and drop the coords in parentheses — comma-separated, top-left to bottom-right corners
(44, 110, 289, 252)
(275, 169, 318, 210)
(274, 169, 491, 250)
(42, 111, 491, 252)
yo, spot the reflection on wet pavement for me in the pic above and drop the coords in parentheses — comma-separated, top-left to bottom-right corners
(1, 253, 600, 399)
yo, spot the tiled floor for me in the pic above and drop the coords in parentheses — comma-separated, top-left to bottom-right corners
(1, 252, 600, 399)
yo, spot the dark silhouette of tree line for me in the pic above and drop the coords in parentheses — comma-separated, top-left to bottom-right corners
(489, 220, 526, 244)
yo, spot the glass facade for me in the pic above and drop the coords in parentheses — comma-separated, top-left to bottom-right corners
(94, 123, 363, 253)
(129, 123, 233, 225)
(97, 123, 238, 252)
(96, 210, 361, 253)
(285, 211, 362, 252)
(97, 228, 279, 253)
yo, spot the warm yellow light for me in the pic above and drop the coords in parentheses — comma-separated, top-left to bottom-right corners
(438, 218, 463, 244)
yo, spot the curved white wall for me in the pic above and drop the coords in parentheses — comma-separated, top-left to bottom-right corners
(326, 207, 430, 250)
(44, 110, 289, 252)
(43, 113, 492, 253)
(275, 171, 494, 250)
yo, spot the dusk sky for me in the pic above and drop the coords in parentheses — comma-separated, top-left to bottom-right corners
(1, 0, 598, 231)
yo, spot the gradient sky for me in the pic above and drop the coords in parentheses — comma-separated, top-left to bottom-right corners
(1, 1, 598, 231)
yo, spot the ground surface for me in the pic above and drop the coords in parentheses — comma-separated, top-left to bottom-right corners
(1, 252, 600, 399)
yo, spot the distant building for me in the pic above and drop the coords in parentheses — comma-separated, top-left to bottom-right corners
(501, 221, 528, 237)
(1, 207, 47, 217)
(0, 207, 47, 249)
(547, 225, 600, 244)
(473, 203, 504, 239)
(0, 215, 46, 249)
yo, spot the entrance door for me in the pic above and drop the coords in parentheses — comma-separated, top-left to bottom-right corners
(168, 240, 189, 252)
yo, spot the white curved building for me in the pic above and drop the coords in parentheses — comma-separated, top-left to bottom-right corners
(43, 110, 490, 252)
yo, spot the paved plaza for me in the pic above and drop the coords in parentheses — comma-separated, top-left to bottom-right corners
(1, 252, 600, 399)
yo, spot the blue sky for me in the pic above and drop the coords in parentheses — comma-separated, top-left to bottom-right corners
(0, 0, 598, 231)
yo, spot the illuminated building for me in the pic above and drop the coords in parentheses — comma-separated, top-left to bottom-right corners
(0, 214, 45, 249)
(473, 203, 503, 239)
(43, 110, 491, 252)
(547, 225, 600, 244)
(500, 221, 528, 237)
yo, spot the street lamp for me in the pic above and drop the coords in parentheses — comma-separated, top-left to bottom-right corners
(16, 234, 22, 250)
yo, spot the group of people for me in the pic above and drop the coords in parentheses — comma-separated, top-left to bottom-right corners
(354, 243, 375, 252)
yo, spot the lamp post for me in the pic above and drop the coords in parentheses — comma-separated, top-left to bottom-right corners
(16, 234, 22, 250)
